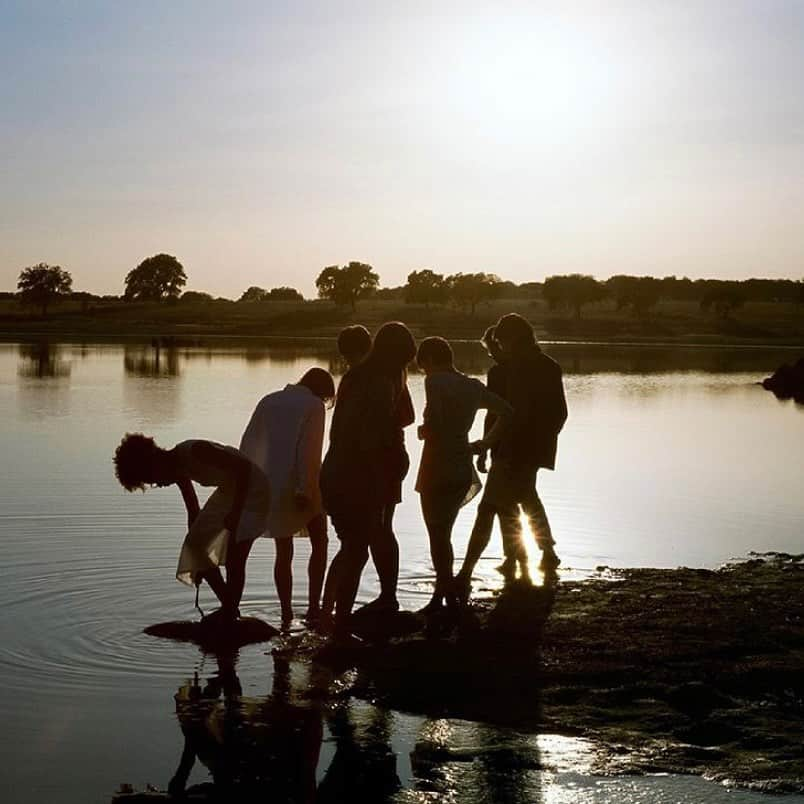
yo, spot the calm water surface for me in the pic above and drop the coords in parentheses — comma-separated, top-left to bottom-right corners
(1, 340, 802, 803)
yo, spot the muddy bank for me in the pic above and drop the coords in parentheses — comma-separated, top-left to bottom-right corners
(309, 554, 804, 794)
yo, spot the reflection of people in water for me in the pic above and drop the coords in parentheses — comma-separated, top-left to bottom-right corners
(457, 314, 568, 600)
(321, 326, 415, 621)
(168, 653, 322, 801)
(317, 702, 400, 803)
(415, 337, 512, 613)
(469, 326, 529, 582)
(113, 434, 270, 621)
(238, 368, 335, 626)
(320, 322, 417, 639)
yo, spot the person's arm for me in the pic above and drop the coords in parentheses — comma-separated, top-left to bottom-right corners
(397, 382, 415, 429)
(470, 384, 513, 454)
(192, 442, 252, 534)
(177, 477, 200, 531)
(294, 401, 325, 512)
(417, 375, 435, 441)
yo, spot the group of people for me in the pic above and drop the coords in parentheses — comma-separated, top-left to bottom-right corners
(113, 312, 568, 641)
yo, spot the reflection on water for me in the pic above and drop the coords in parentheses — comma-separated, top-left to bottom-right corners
(17, 341, 72, 378)
(123, 344, 181, 377)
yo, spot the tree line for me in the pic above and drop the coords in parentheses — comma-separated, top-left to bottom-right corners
(9, 254, 804, 317)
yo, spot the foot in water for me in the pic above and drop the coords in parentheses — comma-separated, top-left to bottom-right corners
(356, 596, 400, 615)
(539, 549, 561, 575)
(418, 595, 444, 615)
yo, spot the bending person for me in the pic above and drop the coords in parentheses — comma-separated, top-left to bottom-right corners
(320, 322, 417, 640)
(415, 337, 512, 613)
(239, 368, 335, 626)
(113, 434, 271, 620)
(456, 313, 567, 597)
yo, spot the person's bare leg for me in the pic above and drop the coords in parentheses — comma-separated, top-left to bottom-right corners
(226, 539, 254, 614)
(364, 504, 400, 611)
(274, 538, 295, 624)
(306, 514, 328, 619)
(334, 539, 370, 636)
(200, 567, 230, 611)
(457, 500, 497, 586)
(321, 551, 341, 618)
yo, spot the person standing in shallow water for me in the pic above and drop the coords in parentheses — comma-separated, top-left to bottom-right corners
(473, 325, 529, 581)
(415, 337, 512, 613)
(456, 313, 567, 598)
(239, 367, 335, 627)
(320, 322, 417, 639)
(113, 434, 271, 621)
(321, 325, 415, 617)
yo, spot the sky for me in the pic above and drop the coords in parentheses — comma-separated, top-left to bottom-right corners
(1, 0, 803, 298)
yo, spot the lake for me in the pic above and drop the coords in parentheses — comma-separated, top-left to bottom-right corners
(1, 339, 802, 803)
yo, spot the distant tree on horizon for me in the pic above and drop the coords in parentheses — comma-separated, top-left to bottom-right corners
(446, 272, 502, 315)
(239, 286, 268, 302)
(124, 254, 186, 302)
(404, 269, 448, 306)
(543, 274, 606, 319)
(606, 275, 662, 316)
(700, 286, 745, 319)
(266, 286, 304, 301)
(316, 262, 379, 311)
(17, 263, 73, 316)
(180, 290, 213, 303)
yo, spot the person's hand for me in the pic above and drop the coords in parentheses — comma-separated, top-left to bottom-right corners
(223, 509, 240, 534)
(294, 492, 311, 512)
(417, 424, 427, 441)
(476, 451, 488, 474)
(469, 440, 486, 455)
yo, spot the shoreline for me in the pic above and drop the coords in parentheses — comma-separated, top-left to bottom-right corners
(303, 554, 804, 794)
(3, 329, 804, 351)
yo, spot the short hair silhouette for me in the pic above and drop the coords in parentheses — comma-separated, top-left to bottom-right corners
(495, 313, 536, 346)
(337, 325, 372, 365)
(417, 336, 453, 368)
(114, 433, 158, 492)
(299, 367, 336, 401)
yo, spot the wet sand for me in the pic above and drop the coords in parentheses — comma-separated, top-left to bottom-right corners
(316, 553, 804, 794)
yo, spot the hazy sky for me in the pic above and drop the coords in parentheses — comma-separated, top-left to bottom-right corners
(2, 1, 803, 297)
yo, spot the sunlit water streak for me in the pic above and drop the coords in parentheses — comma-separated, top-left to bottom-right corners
(1, 341, 802, 803)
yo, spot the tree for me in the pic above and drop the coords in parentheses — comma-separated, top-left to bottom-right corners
(239, 286, 268, 302)
(315, 262, 379, 310)
(700, 287, 745, 319)
(404, 269, 448, 306)
(266, 286, 304, 301)
(180, 290, 213, 303)
(542, 274, 606, 319)
(606, 275, 662, 316)
(124, 253, 186, 301)
(444, 272, 502, 315)
(17, 263, 73, 316)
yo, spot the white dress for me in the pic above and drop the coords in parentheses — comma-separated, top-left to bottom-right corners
(239, 384, 325, 540)
(175, 440, 272, 586)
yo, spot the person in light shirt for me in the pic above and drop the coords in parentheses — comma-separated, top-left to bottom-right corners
(239, 367, 335, 626)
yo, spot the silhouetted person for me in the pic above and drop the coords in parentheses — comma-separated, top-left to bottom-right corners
(456, 314, 567, 597)
(239, 368, 335, 626)
(168, 653, 322, 801)
(320, 322, 417, 640)
(474, 326, 528, 580)
(415, 337, 511, 612)
(113, 434, 271, 621)
(323, 325, 416, 619)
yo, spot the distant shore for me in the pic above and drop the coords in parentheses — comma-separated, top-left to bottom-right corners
(2, 296, 803, 347)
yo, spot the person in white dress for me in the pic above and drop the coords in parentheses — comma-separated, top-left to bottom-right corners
(239, 368, 335, 625)
(113, 433, 271, 621)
